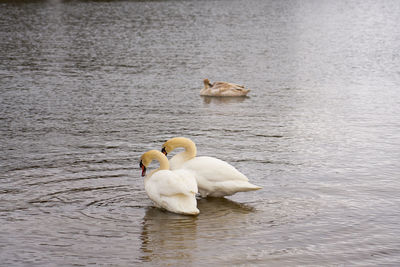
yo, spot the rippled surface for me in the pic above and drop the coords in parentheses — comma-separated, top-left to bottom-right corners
(1, 0, 400, 265)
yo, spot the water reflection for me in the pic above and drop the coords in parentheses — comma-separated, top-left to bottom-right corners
(201, 96, 249, 105)
(196, 197, 255, 215)
(139, 197, 255, 264)
(139, 207, 198, 263)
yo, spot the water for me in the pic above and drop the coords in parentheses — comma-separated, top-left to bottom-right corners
(1, 0, 399, 265)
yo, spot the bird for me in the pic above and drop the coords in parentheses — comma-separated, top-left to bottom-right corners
(139, 150, 199, 215)
(200, 78, 250, 96)
(161, 137, 262, 197)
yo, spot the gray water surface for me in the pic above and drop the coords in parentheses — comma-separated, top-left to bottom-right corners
(1, 0, 400, 266)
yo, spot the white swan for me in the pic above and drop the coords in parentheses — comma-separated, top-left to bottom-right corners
(200, 78, 250, 97)
(161, 137, 262, 197)
(139, 150, 199, 215)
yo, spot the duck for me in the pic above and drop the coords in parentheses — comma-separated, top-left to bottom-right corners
(200, 78, 250, 97)
(139, 150, 199, 215)
(161, 137, 262, 197)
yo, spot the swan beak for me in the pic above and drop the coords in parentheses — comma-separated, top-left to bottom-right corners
(161, 147, 168, 156)
(139, 161, 146, 177)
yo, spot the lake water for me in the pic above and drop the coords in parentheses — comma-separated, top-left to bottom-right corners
(1, 0, 399, 266)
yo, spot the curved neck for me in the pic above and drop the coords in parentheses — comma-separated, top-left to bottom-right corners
(147, 150, 169, 171)
(172, 137, 197, 160)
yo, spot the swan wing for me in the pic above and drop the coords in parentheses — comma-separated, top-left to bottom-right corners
(146, 170, 197, 197)
(172, 169, 198, 194)
(145, 170, 199, 215)
(182, 156, 249, 182)
(169, 153, 187, 170)
(179, 156, 261, 197)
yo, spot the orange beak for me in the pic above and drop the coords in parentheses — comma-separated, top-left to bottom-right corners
(139, 161, 146, 177)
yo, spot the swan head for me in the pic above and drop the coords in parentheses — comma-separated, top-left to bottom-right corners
(161, 137, 196, 157)
(139, 160, 146, 176)
(161, 140, 174, 156)
(139, 150, 168, 177)
(139, 152, 152, 176)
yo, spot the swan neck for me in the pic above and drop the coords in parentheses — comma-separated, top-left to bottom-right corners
(167, 137, 197, 160)
(158, 158, 169, 171)
(147, 150, 169, 171)
(174, 138, 196, 160)
(183, 142, 196, 159)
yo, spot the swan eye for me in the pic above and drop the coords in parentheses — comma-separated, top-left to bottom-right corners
(139, 161, 143, 168)
(161, 147, 168, 155)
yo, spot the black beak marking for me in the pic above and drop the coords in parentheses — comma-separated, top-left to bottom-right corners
(139, 160, 146, 177)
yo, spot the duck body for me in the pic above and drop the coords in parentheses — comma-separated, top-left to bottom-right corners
(140, 150, 199, 215)
(162, 137, 262, 198)
(200, 78, 250, 97)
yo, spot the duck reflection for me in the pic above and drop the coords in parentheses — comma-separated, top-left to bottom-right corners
(201, 96, 249, 105)
(139, 198, 255, 264)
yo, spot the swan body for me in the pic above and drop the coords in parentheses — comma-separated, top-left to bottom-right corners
(161, 137, 262, 197)
(139, 150, 199, 215)
(200, 78, 250, 97)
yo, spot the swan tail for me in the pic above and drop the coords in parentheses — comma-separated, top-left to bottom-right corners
(231, 181, 262, 192)
(207, 181, 262, 197)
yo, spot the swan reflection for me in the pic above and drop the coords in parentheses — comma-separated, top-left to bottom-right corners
(196, 197, 255, 215)
(139, 198, 255, 264)
(139, 207, 198, 264)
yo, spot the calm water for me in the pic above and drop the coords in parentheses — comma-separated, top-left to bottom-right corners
(1, 0, 400, 266)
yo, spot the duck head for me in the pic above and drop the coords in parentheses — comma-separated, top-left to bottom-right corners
(203, 78, 212, 89)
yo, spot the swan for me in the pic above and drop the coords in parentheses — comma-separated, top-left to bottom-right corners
(161, 137, 262, 197)
(200, 78, 250, 97)
(139, 150, 199, 215)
